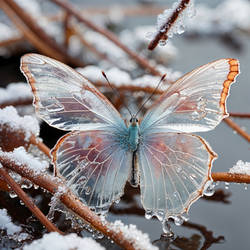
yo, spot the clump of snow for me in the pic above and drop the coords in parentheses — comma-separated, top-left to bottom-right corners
(155, 0, 195, 39)
(108, 220, 158, 250)
(23, 232, 105, 250)
(187, 0, 250, 35)
(77, 65, 180, 90)
(0, 147, 47, 174)
(77, 65, 103, 83)
(0, 208, 22, 235)
(229, 160, 250, 175)
(0, 106, 39, 140)
(0, 82, 32, 105)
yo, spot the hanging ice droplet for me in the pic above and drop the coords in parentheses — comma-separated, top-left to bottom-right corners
(159, 40, 167, 46)
(114, 198, 120, 204)
(177, 24, 185, 34)
(20, 200, 24, 205)
(181, 212, 189, 222)
(162, 220, 174, 238)
(203, 181, 215, 196)
(9, 191, 17, 198)
(145, 209, 153, 220)
(244, 183, 248, 190)
(172, 215, 184, 226)
(225, 182, 230, 190)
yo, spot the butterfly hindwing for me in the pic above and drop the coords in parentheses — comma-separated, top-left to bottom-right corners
(20, 53, 126, 132)
(138, 132, 216, 220)
(51, 130, 132, 213)
(140, 58, 239, 134)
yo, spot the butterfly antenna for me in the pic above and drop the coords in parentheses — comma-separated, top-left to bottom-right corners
(135, 73, 167, 117)
(102, 71, 133, 117)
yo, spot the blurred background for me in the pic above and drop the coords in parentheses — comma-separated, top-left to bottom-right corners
(0, 0, 249, 249)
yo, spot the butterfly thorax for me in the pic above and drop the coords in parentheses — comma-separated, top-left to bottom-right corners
(128, 117, 140, 152)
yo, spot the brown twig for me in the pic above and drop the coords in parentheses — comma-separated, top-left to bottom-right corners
(50, 0, 161, 76)
(0, 166, 63, 234)
(229, 112, 250, 118)
(148, 0, 191, 50)
(223, 117, 250, 142)
(212, 172, 250, 183)
(0, 155, 137, 250)
(0, 98, 32, 109)
(30, 135, 51, 158)
(1, 0, 84, 67)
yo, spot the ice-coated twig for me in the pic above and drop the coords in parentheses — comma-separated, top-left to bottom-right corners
(229, 112, 250, 118)
(50, 0, 161, 76)
(0, 154, 139, 250)
(212, 172, 250, 184)
(223, 117, 250, 142)
(148, 0, 191, 50)
(0, 0, 84, 67)
(0, 165, 63, 234)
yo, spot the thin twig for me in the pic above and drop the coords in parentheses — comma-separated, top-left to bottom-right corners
(0, 155, 137, 250)
(50, 0, 161, 76)
(0, 166, 63, 234)
(0, 35, 25, 47)
(1, 0, 84, 67)
(229, 112, 250, 118)
(148, 0, 191, 50)
(223, 117, 250, 142)
(212, 172, 250, 183)
(30, 135, 51, 158)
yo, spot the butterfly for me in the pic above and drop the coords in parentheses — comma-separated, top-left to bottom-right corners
(20, 53, 239, 222)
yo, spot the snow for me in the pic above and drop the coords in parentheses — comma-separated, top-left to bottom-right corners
(77, 65, 180, 90)
(0, 82, 32, 105)
(0, 147, 47, 174)
(229, 160, 250, 175)
(23, 232, 105, 250)
(108, 220, 158, 250)
(0, 208, 22, 235)
(0, 106, 39, 141)
(187, 0, 250, 34)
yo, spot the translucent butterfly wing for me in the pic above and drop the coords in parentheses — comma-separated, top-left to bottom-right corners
(52, 130, 132, 214)
(138, 132, 216, 220)
(140, 59, 239, 134)
(20, 53, 126, 132)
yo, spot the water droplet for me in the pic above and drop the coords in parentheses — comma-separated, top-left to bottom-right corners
(20, 200, 24, 205)
(181, 212, 189, 222)
(177, 24, 185, 34)
(34, 184, 39, 190)
(203, 181, 215, 196)
(225, 182, 230, 190)
(244, 183, 248, 190)
(145, 210, 153, 220)
(159, 40, 167, 46)
(9, 191, 17, 198)
(162, 220, 174, 237)
(114, 198, 120, 204)
(172, 215, 184, 226)
(156, 210, 165, 222)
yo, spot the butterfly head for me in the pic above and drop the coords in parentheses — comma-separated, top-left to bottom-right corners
(129, 116, 139, 127)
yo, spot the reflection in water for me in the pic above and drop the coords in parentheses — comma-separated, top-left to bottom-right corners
(110, 184, 227, 249)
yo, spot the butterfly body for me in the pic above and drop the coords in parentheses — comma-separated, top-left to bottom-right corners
(20, 54, 239, 222)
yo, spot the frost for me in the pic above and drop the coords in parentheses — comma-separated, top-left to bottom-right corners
(156, 0, 195, 39)
(229, 160, 250, 175)
(23, 232, 105, 250)
(0, 106, 39, 140)
(0, 208, 22, 235)
(108, 220, 158, 250)
(0, 147, 48, 174)
(0, 82, 32, 105)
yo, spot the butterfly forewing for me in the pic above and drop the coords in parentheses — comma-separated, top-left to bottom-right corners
(140, 59, 239, 134)
(138, 133, 216, 220)
(20, 53, 126, 132)
(52, 130, 132, 214)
